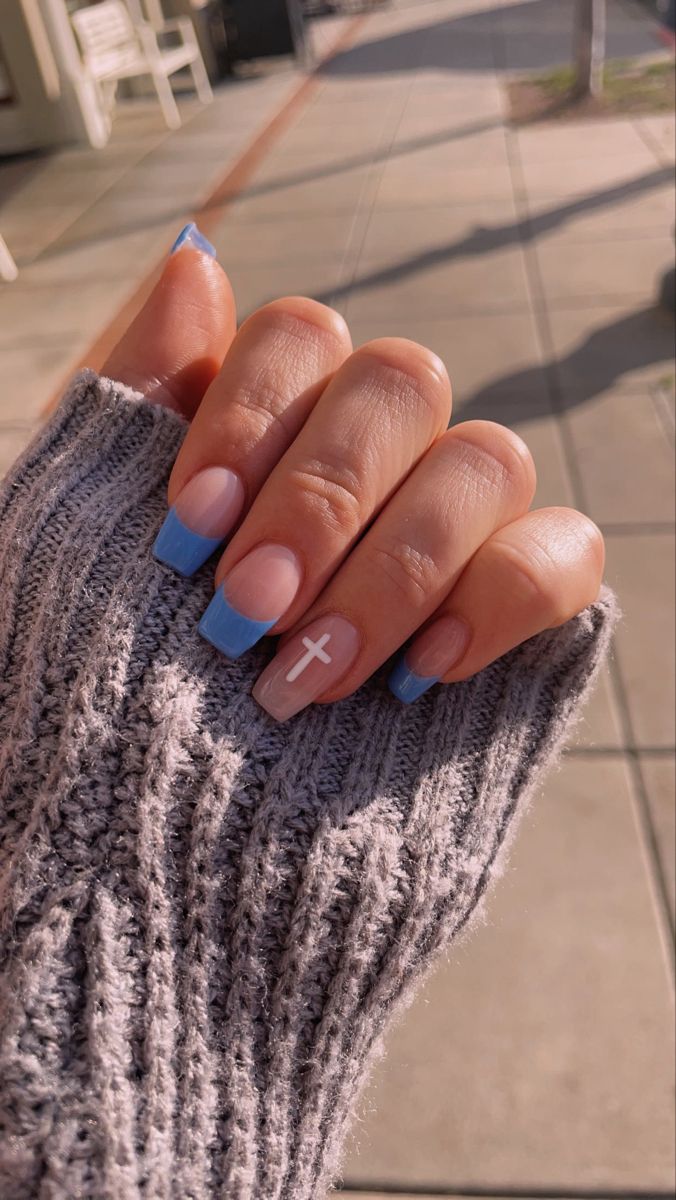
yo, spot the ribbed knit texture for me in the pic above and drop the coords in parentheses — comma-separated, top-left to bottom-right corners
(0, 371, 617, 1200)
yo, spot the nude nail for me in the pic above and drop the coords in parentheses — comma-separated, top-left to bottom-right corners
(199, 544, 302, 660)
(252, 614, 361, 721)
(153, 466, 244, 577)
(388, 615, 470, 704)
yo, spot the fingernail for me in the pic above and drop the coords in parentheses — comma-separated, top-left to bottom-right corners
(153, 466, 244, 576)
(199, 544, 302, 659)
(252, 614, 360, 722)
(388, 615, 470, 704)
(170, 222, 216, 258)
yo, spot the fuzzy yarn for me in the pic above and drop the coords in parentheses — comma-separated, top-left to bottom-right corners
(0, 372, 617, 1199)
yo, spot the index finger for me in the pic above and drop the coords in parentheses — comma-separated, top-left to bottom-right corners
(152, 296, 352, 577)
(103, 223, 236, 416)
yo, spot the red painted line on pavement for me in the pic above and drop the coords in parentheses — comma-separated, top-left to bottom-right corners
(44, 14, 365, 414)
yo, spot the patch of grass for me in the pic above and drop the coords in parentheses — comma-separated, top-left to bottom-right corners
(603, 57, 675, 107)
(537, 65, 578, 96)
(508, 55, 675, 123)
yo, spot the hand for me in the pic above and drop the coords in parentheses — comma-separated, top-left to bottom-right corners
(104, 224, 604, 721)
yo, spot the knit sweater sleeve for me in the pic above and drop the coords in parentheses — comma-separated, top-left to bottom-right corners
(0, 371, 617, 1200)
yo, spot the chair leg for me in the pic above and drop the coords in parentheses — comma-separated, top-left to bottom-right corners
(189, 54, 213, 106)
(0, 236, 18, 282)
(151, 72, 181, 130)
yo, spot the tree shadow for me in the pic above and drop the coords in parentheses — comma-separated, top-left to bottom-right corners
(313, 165, 673, 305)
(30, 115, 501, 264)
(458, 305, 675, 426)
(237, 116, 500, 200)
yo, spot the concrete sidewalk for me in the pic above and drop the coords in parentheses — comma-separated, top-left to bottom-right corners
(0, 0, 674, 1195)
(0, 11, 352, 469)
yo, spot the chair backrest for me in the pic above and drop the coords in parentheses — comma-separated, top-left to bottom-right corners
(71, 2, 139, 76)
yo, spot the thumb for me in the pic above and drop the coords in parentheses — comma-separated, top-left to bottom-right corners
(102, 223, 236, 419)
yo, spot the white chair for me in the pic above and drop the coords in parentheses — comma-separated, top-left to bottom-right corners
(70, 1, 213, 132)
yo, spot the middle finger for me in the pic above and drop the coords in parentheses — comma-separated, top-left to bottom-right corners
(198, 338, 452, 658)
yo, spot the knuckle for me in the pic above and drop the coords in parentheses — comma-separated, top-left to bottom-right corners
(352, 338, 451, 429)
(370, 540, 440, 606)
(229, 378, 298, 444)
(287, 459, 364, 538)
(491, 508, 605, 626)
(491, 538, 569, 626)
(532, 507, 606, 582)
(450, 421, 536, 505)
(245, 296, 350, 353)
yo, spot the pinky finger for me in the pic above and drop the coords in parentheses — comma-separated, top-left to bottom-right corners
(388, 507, 605, 703)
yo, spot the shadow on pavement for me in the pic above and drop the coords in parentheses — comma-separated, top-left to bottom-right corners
(313, 164, 672, 301)
(320, 0, 660, 76)
(34, 117, 500, 261)
(239, 116, 501, 197)
(459, 305, 675, 423)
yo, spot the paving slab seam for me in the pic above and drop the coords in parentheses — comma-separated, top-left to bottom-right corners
(608, 653, 676, 986)
(324, 34, 422, 310)
(652, 383, 676, 444)
(631, 118, 675, 170)
(544, 294, 676, 310)
(496, 12, 676, 996)
(43, 12, 368, 414)
(326, 92, 413, 312)
(491, 5, 588, 511)
(1, 138, 162, 270)
(501, 133, 590, 515)
(598, 521, 676, 535)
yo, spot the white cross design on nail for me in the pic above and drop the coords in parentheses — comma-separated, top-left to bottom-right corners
(285, 633, 332, 683)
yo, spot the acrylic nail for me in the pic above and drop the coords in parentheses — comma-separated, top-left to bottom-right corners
(199, 544, 302, 660)
(252, 614, 360, 722)
(153, 466, 244, 577)
(388, 615, 470, 704)
(170, 222, 216, 258)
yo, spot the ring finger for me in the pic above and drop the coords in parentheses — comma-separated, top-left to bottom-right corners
(252, 419, 536, 720)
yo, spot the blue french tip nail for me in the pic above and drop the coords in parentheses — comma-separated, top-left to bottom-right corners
(388, 655, 440, 704)
(170, 222, 216, 259)
(198, 588, 277, 659)
(153, 508, 223, 577)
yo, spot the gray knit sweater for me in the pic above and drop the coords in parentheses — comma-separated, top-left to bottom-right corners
(0, 371, 617, 1200)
